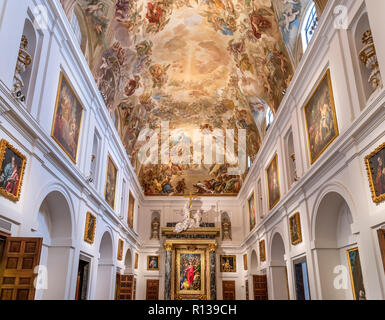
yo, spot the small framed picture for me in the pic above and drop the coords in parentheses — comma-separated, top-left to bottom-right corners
(220, 255, 236, 272)
(104, 155, 118, 209)
(84, 212, 96, 244)
(0, 139, 27, 202)
(147, 255, 159, 270)
(289, 212, 303, 245)
(134, 253, 139, 269)
(117, 239, 124, 261)
(259, 240, 266, 262)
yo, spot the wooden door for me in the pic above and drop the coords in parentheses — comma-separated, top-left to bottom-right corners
(0, 238, 42, 300)
(377, 229, 385, 275)
(245, 280, 249, 300)
(253, 275, 268, 300)
(119, 275, 134, 300)
(133, 278, 137, 300)
(146, 279, 159, 300)
(222, 280, 236, 300)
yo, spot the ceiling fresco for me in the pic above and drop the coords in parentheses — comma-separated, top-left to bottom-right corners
(62, 0, 294, 196)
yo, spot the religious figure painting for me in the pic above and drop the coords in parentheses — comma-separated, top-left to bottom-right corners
(177, 250, 205, 296)
(84, 212, 96, 244)
(51, 72, 84, 163)
(147, 255, 159, 270)
(220, 255, 236, 272)
(104, 155, 117, 209)
(365, 142, 385, 203)
(128, 191, 135, 228)
(347, 248, 366, 300)
(248, 193, 256, 232)
(118, 239, 124, 261)
(259, 240, 266, 262)
(0, 139, 26, 202)
(289, 212, 302, 245)
(304, 69, 339, 164)
(60, 0, 295, 196)
(266, 154, 281, 210)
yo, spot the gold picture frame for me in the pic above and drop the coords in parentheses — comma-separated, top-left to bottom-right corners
(259, 240, 266, 262)
(266, 154, 281, 210)
(176, 249, 205, 297)
(220, 255, 236, 272)
(346, 247, 366, 300)
(51, 72, 84, 163)
(147, 255, 159, 270)
(128, 191, 135, 229)
(289, 212, 303, 245)
(365, 142, 385, 203)
(248, 193, 256, 232)
(304, 69, 339, 165)
(104, 155, 118, 210)
(243, 254, 248, 271)
(0, 139, 26, 202)
(117, 239, 124, 261)
(84, 212, 96, 244)
(134, 253, 139, 269)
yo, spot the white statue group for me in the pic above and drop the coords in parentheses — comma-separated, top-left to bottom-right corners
(174, 200, 203, 233)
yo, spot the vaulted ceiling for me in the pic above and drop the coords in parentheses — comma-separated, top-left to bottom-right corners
(61, 0, 310, 196)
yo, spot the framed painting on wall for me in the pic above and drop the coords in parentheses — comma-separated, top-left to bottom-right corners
(347, 248, 366, 300)
(134, 253, 139, 269)
(289, 212, 302, 245)
(128, 191, 135, 229)
(51, 72, 84, 163)
(259, 240, 266, 262)
(220, 255, 236, 272)
(104, 155, 117, 209)
(248, 193, 256, 231)
(0, 139, 27, 202)
(304, 69, 339, 164)
(365, 142, 385, 203)
(266, 154, 281, 210)
(84, 212, 96, 244)
(118, 239, 124, 261)
(147, 255, 159, 270)
(176, 249, 205, 297)
(243, 254, 248, 271)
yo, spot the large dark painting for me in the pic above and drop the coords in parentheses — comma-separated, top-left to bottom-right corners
(365, 142, 385, 203)
(304, 69, 339, 164)
(266, 154, 281, 210)
(52, 72, 84, 163)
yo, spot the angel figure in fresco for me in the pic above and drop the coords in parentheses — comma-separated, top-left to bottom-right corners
(124, 76, 141, 97)
(249, 9, 272, 40)
(83, 0, 108, 37)
(149, 64, 170, 88)
(279, 0, 301, 34)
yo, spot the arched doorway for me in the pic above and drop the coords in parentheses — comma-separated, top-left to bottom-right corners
(95, 232, 114, 300)
(270, 233, 289, 300)
(124, 249, 133, 275)
(314, 192, 365, 300)
(35, 191, 74, 300)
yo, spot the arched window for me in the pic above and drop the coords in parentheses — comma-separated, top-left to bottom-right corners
(301, 1, 318, 52)
(71, 12, 82, 46)
(266, 107, 274, 132)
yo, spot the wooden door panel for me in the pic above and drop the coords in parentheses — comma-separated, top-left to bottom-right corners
(0, 238, 42, 300)
(253, 275, 268, 300)
(119, 275, 134, 300)
(222, 280, 236, 300)
(377, 230, 385, 275)
(146, 279, 159, 300)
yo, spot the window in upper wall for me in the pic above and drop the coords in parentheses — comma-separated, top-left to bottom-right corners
(71, 12, 83, 46)
(301, 2, 318, 52)
(266, 107, 274, 132)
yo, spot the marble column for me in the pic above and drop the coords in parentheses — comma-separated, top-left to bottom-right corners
(209, 243, 217, 300)
(164, 243, 172, 300)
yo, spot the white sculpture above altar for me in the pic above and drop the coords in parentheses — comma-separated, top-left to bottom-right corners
(174, 199, 204, 233)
